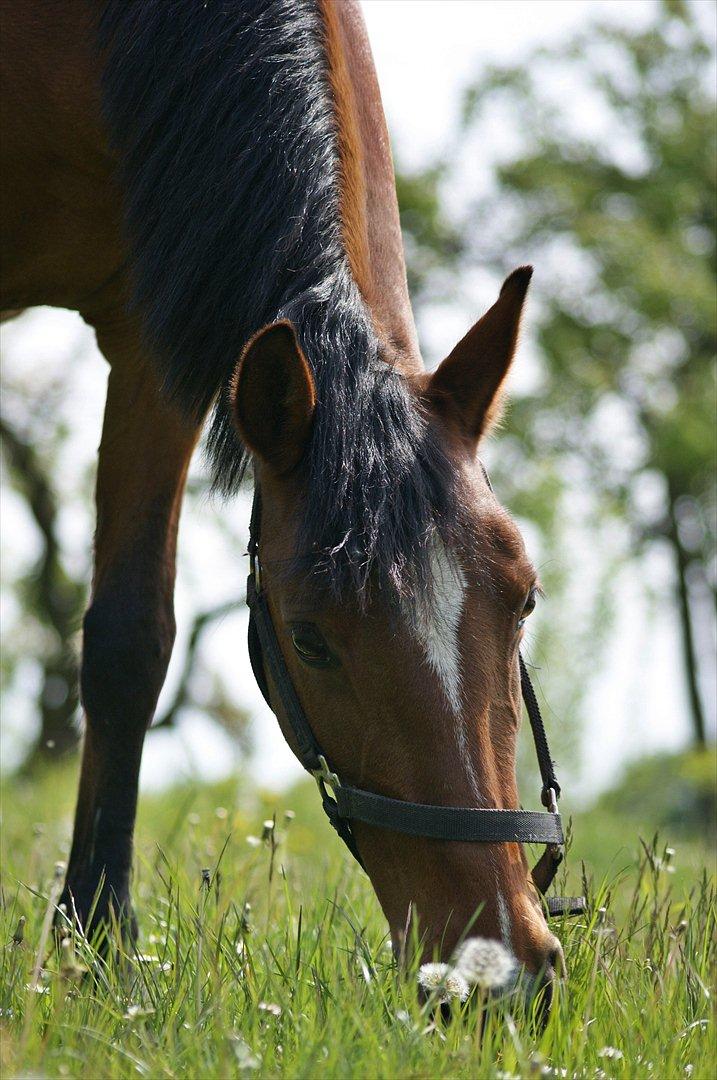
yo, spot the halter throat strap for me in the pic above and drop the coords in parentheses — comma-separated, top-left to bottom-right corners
(246, 484, 585, 917)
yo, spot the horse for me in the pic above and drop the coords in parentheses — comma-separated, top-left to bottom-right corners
(1, 0, 567, 997)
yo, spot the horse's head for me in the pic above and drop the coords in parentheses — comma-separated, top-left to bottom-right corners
(231, 267, 562, 995)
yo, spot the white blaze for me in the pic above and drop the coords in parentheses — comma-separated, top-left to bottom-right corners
(410, 542, 466, 716)
(407, 541, 482, 799)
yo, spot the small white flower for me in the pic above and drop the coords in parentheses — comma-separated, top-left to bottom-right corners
(258, 1001, 281, 1017)
(124, 1003, 155, 1019)
(417, 962, 469, 1003)
(230, 1035, 260, 1071)
(452, 937, 515, 990)
(599, 1046, 624, 1060)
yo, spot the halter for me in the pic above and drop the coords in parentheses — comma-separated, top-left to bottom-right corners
(246, 484, 585, 919)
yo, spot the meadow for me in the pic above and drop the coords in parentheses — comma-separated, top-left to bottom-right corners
(1, 752, 714, 1079)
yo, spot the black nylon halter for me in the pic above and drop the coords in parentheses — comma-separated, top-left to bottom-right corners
(246, 485, 585, 918)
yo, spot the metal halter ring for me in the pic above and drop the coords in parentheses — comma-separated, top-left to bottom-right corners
(313, 754, 340, 798)
(249, 547, 262, 592)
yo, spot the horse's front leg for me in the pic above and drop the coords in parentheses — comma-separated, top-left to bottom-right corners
(60, 319, 199, 940)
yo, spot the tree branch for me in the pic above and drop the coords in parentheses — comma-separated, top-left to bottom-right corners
(151, 597, 244, 730)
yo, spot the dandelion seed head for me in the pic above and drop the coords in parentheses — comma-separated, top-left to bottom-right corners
(417, 962, 448, 990)
(452, 937, 515, 989)
(417, 962, 469, 1003)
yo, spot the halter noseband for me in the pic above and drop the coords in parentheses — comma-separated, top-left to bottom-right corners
(246, 484, 585, 919)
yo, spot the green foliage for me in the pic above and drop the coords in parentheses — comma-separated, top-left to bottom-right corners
(1, 763, 715, 1078)
(395, 167, 463, 301)
(593, 747, 716, 840)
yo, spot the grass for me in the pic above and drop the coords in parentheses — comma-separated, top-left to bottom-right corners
(0, 753, 715, 1079)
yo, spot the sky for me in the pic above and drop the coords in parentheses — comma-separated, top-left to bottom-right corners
(1, 1, 714, 803)
(363, 0, 652, 168)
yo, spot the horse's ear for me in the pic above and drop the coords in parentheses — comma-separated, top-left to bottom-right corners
(230, 320, 316, 473)
(430, 266, 532, 442)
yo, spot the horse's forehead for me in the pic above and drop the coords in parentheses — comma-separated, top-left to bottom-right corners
(459, 471, 531, 571)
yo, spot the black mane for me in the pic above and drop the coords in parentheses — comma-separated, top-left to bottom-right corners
(99, 0, 457, 598)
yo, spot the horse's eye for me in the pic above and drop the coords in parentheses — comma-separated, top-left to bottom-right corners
(518, 586, 538, 628)
(290, 624, 335, 668)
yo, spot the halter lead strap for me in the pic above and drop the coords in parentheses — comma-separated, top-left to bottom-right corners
(246, 484, 585, 917)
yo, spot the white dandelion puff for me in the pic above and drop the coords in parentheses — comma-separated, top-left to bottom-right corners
(452, 937, 515, 990)
(417, 962, 469, 1004)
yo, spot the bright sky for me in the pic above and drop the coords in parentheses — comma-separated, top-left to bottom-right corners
(363, 0, 652, 168)
(1, 1, 713, 802)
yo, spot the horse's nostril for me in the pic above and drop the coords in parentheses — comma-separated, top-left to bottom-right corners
(530, 940, 564, 1026)
(536, 967, 555, 1024)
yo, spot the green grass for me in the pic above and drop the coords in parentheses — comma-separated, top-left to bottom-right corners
(1, 754, 715, 1079)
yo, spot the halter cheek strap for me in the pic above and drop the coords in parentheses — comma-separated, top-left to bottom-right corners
(246, 485, 585, 919)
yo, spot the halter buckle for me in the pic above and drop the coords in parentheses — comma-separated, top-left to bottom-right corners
(312, 754, 340, 797)
(543, 786, 564, 868)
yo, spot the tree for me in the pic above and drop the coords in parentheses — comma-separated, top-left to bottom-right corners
(454, 0, 715, 747)
(0, 412, 84, 766)
(0, 322, 250, 770)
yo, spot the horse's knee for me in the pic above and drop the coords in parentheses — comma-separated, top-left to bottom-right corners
(81, 592, 175, 732)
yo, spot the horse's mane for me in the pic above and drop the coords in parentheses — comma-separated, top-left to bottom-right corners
(99, 0, 457, 599)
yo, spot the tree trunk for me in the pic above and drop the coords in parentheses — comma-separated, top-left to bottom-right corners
(18, 653, 81, 773)
(667, 492, 707, 748)
(1, 415, 84, 769)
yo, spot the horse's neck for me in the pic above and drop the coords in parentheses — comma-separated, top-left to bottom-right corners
(321, 0, 422, 374)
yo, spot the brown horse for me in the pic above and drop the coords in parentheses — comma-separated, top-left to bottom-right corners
(1, 0, 564, 992)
